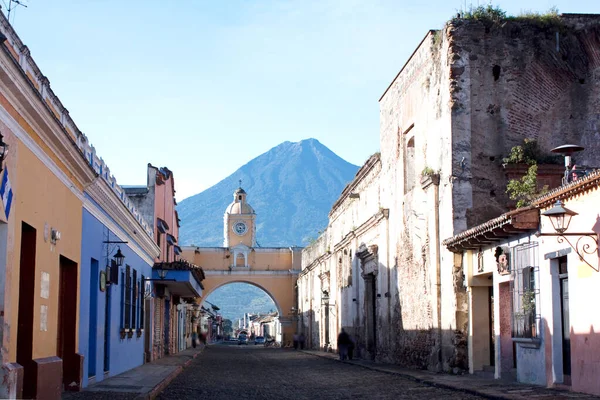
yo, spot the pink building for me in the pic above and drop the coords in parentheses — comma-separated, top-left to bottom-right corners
(444, 169, 600, 396)
(125, 165, 204, 361)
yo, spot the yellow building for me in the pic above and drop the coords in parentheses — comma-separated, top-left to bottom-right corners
(0, 15, 96, 399)
(181, 187, 302, 344)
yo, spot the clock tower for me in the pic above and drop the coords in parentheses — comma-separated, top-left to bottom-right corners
(223, 186, 256, 249)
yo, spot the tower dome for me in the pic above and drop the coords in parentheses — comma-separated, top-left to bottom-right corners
(223, 185, 256, 247)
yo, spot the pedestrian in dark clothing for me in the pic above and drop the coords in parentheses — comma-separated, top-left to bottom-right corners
(192, 331, 198, 348)
(347, 334, 355, 360)
(337, 328, 351, 360)
(299, 333, 305, 350)
(293, 333, 299, 350)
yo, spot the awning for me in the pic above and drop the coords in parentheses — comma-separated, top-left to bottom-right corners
(166, 234, 177, 245)
(157, 218, 169, 234)
(174, 245, 182, 255)
(153, 260, 205, 298)
(442, 207, 539, 253)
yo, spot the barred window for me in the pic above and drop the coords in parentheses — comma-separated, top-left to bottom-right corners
(125, 265, 131, 329)
(511, 243, 540, 338)
(140, 274, 145, 330)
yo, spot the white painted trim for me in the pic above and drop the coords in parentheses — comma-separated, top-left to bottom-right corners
(0, 105, 84, 201)
(83, 197, 155, 266)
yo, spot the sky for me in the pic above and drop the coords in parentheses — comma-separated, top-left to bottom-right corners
(5, 0, 600, 200)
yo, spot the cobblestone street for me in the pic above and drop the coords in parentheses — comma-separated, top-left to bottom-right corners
(156, 344, 483, 400)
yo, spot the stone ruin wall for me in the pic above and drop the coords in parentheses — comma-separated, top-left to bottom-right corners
(448, 15, 600, 228)
(379, 30, 456, 370)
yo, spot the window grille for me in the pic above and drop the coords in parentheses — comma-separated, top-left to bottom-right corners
(125, 265, 131, 329)
(140, 274, 145, 329)
(511, 242, 540, 338)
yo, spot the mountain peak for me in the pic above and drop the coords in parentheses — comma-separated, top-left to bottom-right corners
(177, 140, 359, 247)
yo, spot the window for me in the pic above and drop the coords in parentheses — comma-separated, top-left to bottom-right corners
(132, 269, 137, 331)
(511, 243, 540, 338)
(404, 134, 415, 193)
(125, 265, 131, 330)
(120, 271, 125, 329)
(140, 274, 145, 330)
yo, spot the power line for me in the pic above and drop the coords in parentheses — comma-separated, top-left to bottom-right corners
(7, 0, 27, 24)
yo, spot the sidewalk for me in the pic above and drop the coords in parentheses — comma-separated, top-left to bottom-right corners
(301, 349, 600, 400)
(63, 346, 204, 400)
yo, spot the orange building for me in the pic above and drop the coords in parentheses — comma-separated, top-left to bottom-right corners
(0, 14, 95, 399)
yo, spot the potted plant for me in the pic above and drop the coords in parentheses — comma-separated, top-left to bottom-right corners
(420, 166, 440, 188)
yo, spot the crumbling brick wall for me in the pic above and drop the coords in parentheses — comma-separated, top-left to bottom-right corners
(448, 15, 600, 228)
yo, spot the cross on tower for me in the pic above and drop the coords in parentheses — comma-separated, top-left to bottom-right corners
(239, 179, 242, 188)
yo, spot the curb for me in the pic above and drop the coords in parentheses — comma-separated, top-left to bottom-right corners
(301, 351, 508, 400)
(135, 347, 204, 400)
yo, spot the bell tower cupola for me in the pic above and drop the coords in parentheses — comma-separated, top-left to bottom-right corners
(223, 182, 256, 249)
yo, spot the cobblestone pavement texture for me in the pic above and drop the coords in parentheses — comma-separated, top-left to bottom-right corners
(156, 344, 485, 400)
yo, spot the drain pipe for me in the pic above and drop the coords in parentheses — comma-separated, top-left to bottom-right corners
(434, 176, 443, 370)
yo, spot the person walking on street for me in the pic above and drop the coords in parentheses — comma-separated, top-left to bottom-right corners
(299, 332, 305, 350)
(337, 328, 351, 360)
(293, 332, 299, 350)
(347, 333, 355, 360)
(192, 330, 198, 348)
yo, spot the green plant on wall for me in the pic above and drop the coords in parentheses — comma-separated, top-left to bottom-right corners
(421, 166, 436, 177)
(454, 5, 563, 29)
(502, 139, 561, 166)
(506, 164, 548, 208)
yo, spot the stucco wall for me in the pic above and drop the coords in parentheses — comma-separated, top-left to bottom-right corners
(9, 139, 84, 362)
(538, 184, 600, 395)
(79, 206, 153, 387)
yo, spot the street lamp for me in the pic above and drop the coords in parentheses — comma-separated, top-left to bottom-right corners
(538, 200, 599, 270)
(541, 200, 577, 234)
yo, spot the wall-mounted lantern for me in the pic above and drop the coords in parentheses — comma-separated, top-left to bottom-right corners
(539, 200, 599, 270)
(113, 247, 125, 267)
(321, 290, 330, 306)
(0, 133, 9, 172)
(157, 268, 168, 279)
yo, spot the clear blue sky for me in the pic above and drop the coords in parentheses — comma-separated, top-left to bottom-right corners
(5, 0, 600, 200)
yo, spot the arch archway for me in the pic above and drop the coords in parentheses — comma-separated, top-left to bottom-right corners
(182, 246, 302, 345)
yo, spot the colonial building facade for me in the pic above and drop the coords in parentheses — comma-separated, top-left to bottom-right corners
(298, 13, 600, 373)
(0, 12, 97, 398)
(125, 165, 204, 361)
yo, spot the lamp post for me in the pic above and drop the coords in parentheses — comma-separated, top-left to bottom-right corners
(538, 200, 599, 270)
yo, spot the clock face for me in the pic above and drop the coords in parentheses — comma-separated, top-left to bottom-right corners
(233, 221, 248, 236)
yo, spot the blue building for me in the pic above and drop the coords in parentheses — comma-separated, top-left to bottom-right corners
(78, 149, 159, 388)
